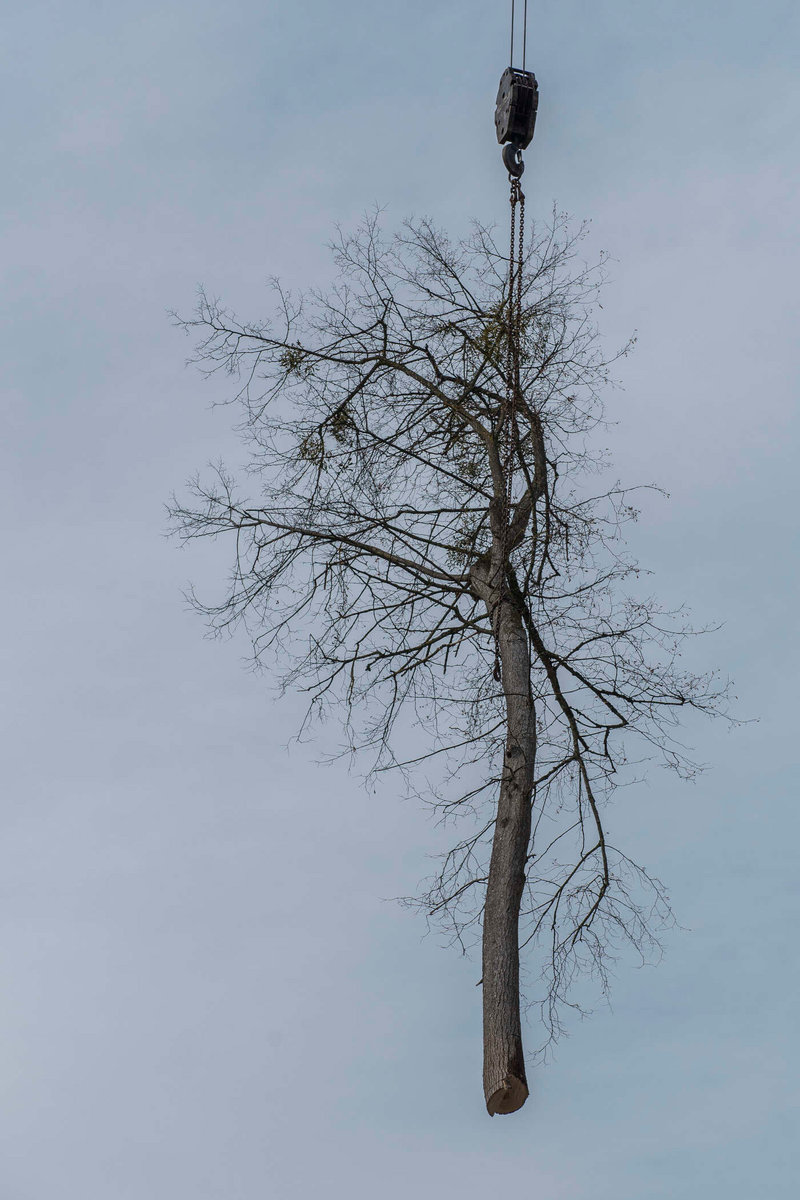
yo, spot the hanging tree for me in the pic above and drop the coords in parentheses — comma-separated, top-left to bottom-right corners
(170, 209, 727, 1114)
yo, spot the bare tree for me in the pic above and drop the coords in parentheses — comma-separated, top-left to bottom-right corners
(170, 210, 727, 1115)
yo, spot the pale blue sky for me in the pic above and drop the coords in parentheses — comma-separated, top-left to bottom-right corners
(1, 2, 798, 1196)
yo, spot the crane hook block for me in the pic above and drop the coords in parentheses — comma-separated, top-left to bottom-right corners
(494, 67, 539, 153)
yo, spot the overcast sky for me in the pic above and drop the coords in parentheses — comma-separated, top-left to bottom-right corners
(1, 1, 798, 1196)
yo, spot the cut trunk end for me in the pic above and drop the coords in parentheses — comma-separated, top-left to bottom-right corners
(486, 1073, 529, 1116)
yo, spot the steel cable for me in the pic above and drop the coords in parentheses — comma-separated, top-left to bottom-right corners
(509, 0, 529, 67)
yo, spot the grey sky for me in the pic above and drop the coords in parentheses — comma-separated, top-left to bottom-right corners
(1, 1, 798, 1196)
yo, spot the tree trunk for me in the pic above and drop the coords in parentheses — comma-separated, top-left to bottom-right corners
(481, 592, 535, 1115)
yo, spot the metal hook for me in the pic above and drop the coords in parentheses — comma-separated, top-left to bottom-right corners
(502, 142, 525, 178)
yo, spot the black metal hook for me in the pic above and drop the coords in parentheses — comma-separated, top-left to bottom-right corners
(502, 142, 525, 178)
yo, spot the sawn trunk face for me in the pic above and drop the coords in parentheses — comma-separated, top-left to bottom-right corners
(481, 589, 535, 1115)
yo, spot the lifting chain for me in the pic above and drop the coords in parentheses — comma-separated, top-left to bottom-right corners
(493, 176, 526, 683)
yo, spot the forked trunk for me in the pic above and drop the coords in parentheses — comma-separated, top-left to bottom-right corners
(481, 594, 535, 1115)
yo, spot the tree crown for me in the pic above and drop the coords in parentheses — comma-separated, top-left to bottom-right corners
(171, 210, 728, 1046)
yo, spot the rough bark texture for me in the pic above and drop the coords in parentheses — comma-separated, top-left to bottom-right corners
(472, 559, 536, 1116)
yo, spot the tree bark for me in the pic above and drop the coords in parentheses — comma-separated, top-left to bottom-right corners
(479, 583, 536, 1115)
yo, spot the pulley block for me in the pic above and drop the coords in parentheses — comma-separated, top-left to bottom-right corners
(494, 67, 539, 168)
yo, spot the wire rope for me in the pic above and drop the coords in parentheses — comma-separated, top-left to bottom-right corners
(509, 0, 529, 68)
